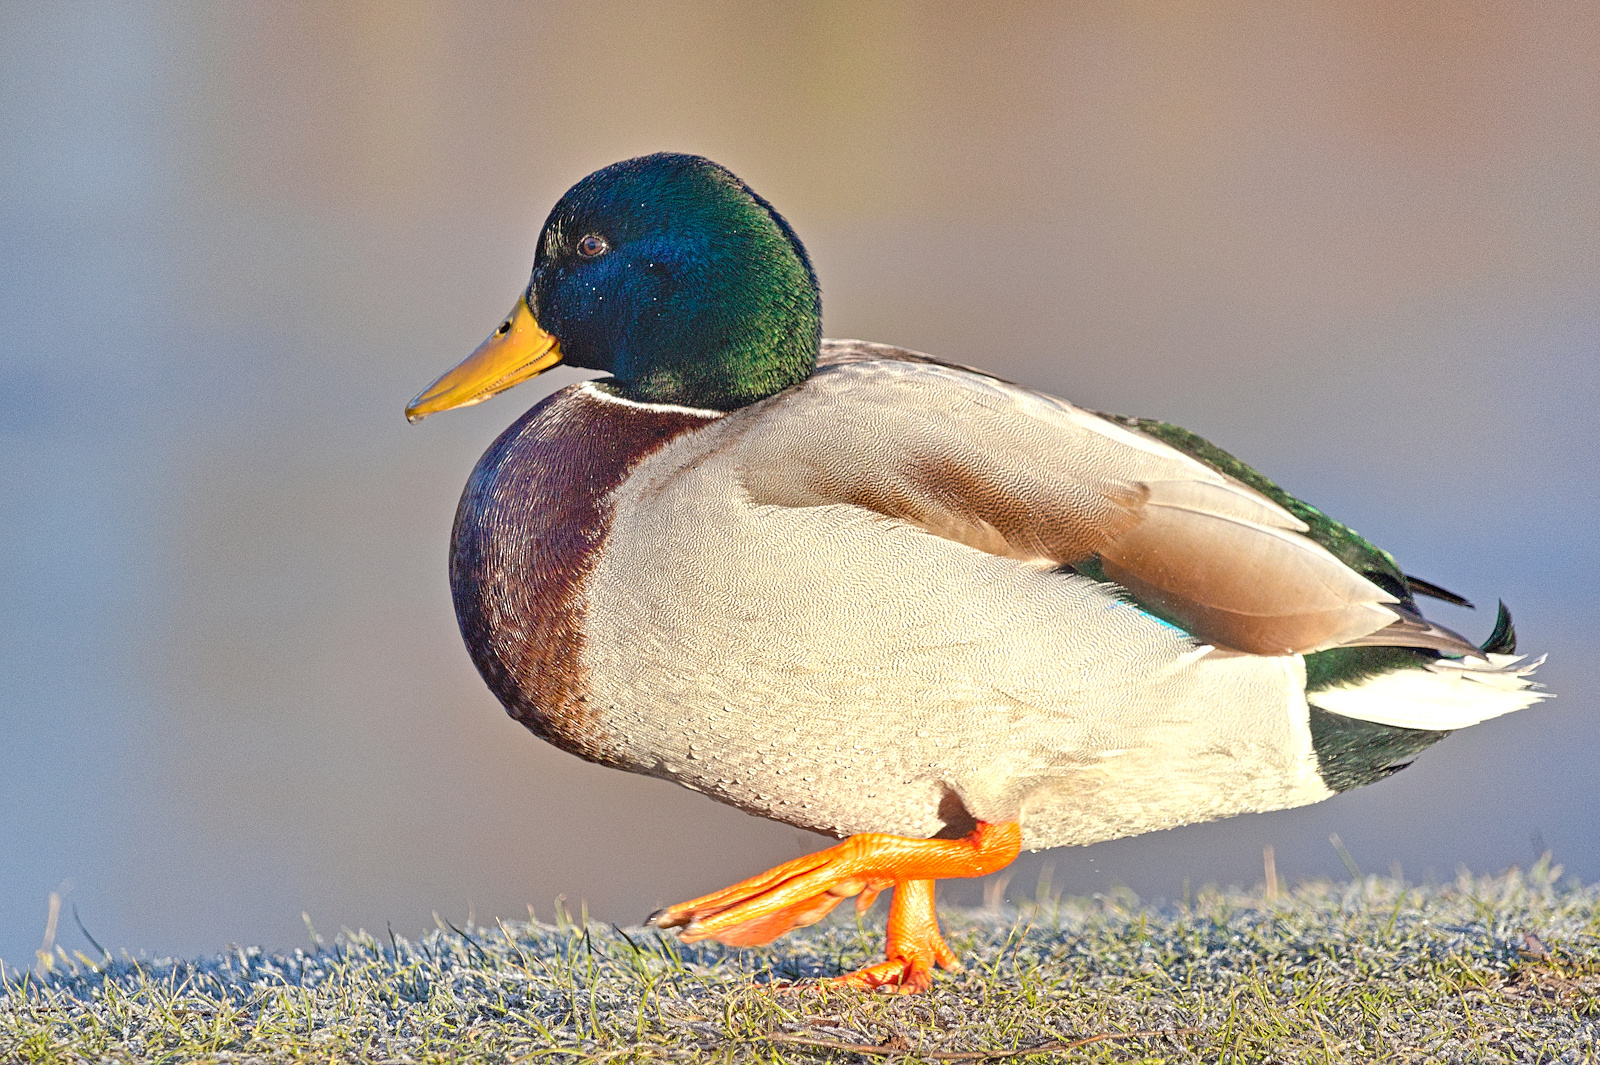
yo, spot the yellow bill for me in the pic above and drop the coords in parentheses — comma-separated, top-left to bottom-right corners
(406, 296, 563, 423)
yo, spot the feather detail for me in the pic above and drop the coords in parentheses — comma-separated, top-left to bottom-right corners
(1404, 574, 1475, 608)
(1336, 605, 1484, 657)
(1098, 490, 1399, 656)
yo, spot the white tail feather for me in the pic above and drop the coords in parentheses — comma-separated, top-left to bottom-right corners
(1307, 653, 1548, 731)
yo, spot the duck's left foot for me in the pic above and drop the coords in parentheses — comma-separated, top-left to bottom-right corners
(648, 821, 1020, 968)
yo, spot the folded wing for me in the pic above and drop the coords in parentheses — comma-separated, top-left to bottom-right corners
(734, 342, 1464, 657)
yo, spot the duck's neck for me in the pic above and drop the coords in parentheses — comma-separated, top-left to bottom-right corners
(619, 335, 816, 411)
(613, 286, 821, 411)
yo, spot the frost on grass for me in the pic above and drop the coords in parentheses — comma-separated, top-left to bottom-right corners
(3, 861, 1598, 1063)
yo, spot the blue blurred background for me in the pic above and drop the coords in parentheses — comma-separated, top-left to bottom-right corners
(2, 2, 1596, 968)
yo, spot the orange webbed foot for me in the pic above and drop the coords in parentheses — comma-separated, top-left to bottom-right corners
(648, 821, 1020, 992)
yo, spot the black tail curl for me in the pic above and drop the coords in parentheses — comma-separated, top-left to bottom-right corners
(1482, 601, 1518, 655)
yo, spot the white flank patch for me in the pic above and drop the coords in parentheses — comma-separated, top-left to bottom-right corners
(1308, 653, 1549, 731)
(578, 380, 726, 418)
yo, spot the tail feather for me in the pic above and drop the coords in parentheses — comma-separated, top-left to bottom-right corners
(1308, 650, 1547, 731)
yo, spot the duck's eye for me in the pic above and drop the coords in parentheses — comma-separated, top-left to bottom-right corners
(576, 233, 609, 259)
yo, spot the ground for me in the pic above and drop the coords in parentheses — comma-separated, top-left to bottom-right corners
(3, 859, 1596, 1063)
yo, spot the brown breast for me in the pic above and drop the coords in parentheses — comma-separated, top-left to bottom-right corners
(449, 384, 719, 764)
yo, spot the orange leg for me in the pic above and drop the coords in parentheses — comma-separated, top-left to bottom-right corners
(831, 879, 959, 993)
(649, 821, 1021, 991)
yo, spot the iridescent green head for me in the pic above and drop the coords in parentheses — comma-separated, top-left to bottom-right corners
(532, 153, 821, 410)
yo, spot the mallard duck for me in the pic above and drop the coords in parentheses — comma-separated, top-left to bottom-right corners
(407, 153, 1546, 993)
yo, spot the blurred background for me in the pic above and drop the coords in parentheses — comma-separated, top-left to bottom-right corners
(2, 1, 1597, 968)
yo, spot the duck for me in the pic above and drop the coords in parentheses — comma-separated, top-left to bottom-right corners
(406, 152, 1546, 993)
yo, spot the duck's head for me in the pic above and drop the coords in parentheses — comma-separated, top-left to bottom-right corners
(407, 153, 820, 421)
